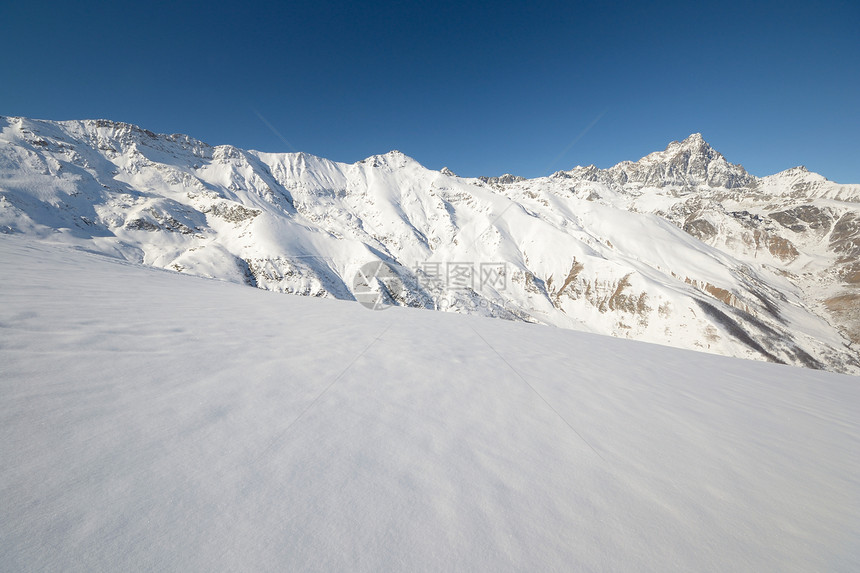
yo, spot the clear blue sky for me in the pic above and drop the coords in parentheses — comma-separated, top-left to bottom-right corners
(2, 1, 859, 182)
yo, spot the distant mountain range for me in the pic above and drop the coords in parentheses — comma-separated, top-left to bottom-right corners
(1, 116, 858, 373)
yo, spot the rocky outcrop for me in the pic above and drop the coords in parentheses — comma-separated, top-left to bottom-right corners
(606, 134, 755, 189)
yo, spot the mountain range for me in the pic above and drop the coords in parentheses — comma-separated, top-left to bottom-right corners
(1, 116, 858, 373)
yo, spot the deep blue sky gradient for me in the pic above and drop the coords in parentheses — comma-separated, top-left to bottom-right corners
(2, 0, 859, 182)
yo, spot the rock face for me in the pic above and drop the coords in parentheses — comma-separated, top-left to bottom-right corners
(1, 116, 859, 374)
(605, 134, 756, 189)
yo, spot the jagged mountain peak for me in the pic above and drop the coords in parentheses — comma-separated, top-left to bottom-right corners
(643, 133, 721, 164)
(677, 132, 708, 147)
(762, 165, 836, 188)
(359, 149, 423, 169)
(607, 133, 753, 189)
(478, 173, 526, 186)
(641, 132, 710, 157)
(774, 165, 816, 177)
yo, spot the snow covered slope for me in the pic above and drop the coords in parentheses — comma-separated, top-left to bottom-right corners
(1, 117, 858, 373)
(1, 237, 858, 571)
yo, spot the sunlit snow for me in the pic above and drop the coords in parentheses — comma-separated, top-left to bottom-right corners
(2, 117, 859, 372)
(1, 237, 858, 571)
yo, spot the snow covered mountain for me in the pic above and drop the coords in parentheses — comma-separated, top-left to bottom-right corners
(1, 116, 858, 373)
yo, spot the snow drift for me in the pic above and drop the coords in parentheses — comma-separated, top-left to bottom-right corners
(1, 237, 858, 571)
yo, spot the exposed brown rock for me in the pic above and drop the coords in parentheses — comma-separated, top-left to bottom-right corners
(830, 212, 860, 258)
(757, 231, 799, 261)
(769, 205, 832, 233)
(550, 264, 649, 322)
(843, 269, 860, 285)
(824, 293, 860, 346)
(683, 277, 751, 314)
(556, 260, 584, 300)
(683, 218, 718, 241)
(203, 201, 261, 224)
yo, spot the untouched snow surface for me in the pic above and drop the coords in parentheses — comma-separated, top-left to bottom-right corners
(1, 236, 859, 571)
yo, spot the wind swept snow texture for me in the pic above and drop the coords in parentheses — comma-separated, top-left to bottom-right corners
(1, 116, 859, 373)
(1, 237, 859, 572)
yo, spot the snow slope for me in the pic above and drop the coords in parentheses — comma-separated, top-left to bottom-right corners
(1, 117, 858, 373)
(1, 237, 859, 571)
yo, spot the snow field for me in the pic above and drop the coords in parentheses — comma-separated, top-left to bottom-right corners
(1, 236, 859, 571)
